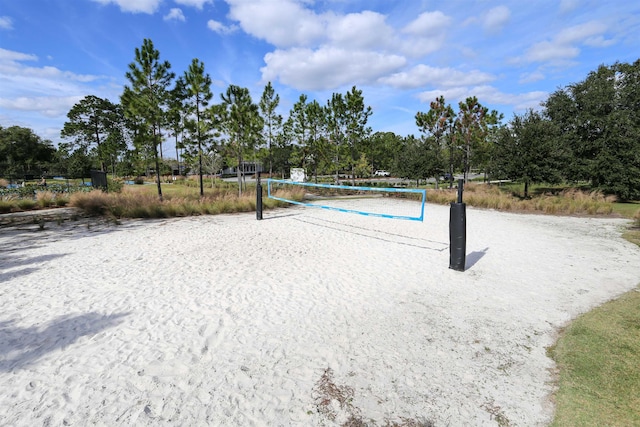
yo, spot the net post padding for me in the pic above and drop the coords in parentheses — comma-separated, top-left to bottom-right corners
(449, 179, 466, 271)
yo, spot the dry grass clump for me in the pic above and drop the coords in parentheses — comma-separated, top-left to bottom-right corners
(36, 190, 61, 208)
(69, 190, 113, 215)
(426, 183, 616, 216)
(69, 187, 304, 219)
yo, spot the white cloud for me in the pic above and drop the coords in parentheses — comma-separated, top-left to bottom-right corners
(327, 11, 395, 51)
(207, 20, 238, 35)
(417, 85, 547, 112)
(0, 48, 37, 62)
(483, 6, 510, 33)
(379, 65, 495, 89)
(226, 0, 327, 47)
(261, 47, 405, 91)
(402, 11, 450, 37)
(400, 11, 450, 56)
(584, 35, 615, 47)
(90, 0, 161, 14)
(556, 21, 606, 44)
(164, 8, 186, 22)
(174, 0, 212, 9)
(523, 21, 609, 64)
(0, 96, 85, 118)
(519, 70, 545, 84)
(526, 41, 580, 62)
(0, 48, 105, 124)
(0, 16, 13, 30)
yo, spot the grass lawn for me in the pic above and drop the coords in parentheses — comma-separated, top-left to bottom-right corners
(122, 180, 242, 197)
(549, 287, 640, 426)
(612, 201, 640, 218)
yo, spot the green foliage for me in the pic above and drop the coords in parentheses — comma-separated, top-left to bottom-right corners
(121, 38, 175, 201)
(106, 177, 123, 193)
(394, 135, 443, 184)
(259, 81, 283, 176)
(60, 95, 125, 173)
(367, 131, 403, 175)
(324, 87, 373, 181)
(183, 58, 214, 196)
(0, 200, 12, 213)
(456, 96, 503, 181)
(415, 96, 455, 180)
(16, 199, 36, 210)
(544, 59, 640, 200)
(0, 126, 56, 177)
(215, 84, 263, 196)
(492, 110, 564, 198)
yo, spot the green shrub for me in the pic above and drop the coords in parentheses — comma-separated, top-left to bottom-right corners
(0, 200, 13, 213)
(17, 199, 36, 210)
(107, 177, 124, 193)
(55, 198, 69, 207)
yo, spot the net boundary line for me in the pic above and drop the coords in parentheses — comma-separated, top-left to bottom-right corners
(266, 178, 426, 222)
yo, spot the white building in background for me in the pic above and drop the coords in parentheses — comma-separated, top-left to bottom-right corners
(290, 168, 306, 182)
(222, 161, 263, 176)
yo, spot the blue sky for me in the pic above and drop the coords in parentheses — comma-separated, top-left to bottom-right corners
(0, 0, 638, 146)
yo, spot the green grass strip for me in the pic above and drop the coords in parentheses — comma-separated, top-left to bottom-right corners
(549, 287, 640, 426)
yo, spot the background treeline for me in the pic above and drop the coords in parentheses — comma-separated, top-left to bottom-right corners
(1, 38, 638, 200)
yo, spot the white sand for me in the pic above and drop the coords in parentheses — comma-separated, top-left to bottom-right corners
(1, 200, 639, 426)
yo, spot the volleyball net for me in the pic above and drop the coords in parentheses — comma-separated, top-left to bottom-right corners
(266, 179, 426, 221)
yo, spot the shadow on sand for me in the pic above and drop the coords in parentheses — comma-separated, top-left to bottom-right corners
(0, 312, 130, 371)
(465, 247, 489, 270)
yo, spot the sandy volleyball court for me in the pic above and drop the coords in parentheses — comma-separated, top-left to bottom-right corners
(1, 201, 639, 426)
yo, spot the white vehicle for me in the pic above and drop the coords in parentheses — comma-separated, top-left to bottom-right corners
(374, 170, 390, 177)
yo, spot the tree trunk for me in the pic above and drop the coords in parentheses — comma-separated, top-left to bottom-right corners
(175, 134, 180, 177)
(236, 151, 243, 197)
(154, 136, 163, 201)
(198, 141, 204, 197)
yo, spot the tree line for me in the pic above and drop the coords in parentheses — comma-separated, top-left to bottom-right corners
(1, 38, 638, 201)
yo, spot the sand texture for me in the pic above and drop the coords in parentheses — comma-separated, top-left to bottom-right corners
(1, 200, 639, 426)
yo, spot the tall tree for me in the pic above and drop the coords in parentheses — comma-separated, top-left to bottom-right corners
(61, 95, 121, 172)
(544, 60, 640, 200)
(259, 82, 282, 176)
(456, 96, 502, 183)
(55, 142, 92, 180)
(326, 93, 347, 182)
(305, 99, 328, 182)
(492, 110, 563, 198)
(183, 58, 214, 196)
(394, 135, 440, 185)
(0, 126, 55, 178)
(167, 76, 188, 178)
(272, 118, 294, 178)
(289, 94, 310, 170)
(288, 94, 329, 181)
(344, 86, 373, 184)
(215, 85, 263, 196)
(368, 131, 403, 174)
(415, 96, 455, 187)
(121, 38, 175, 200)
